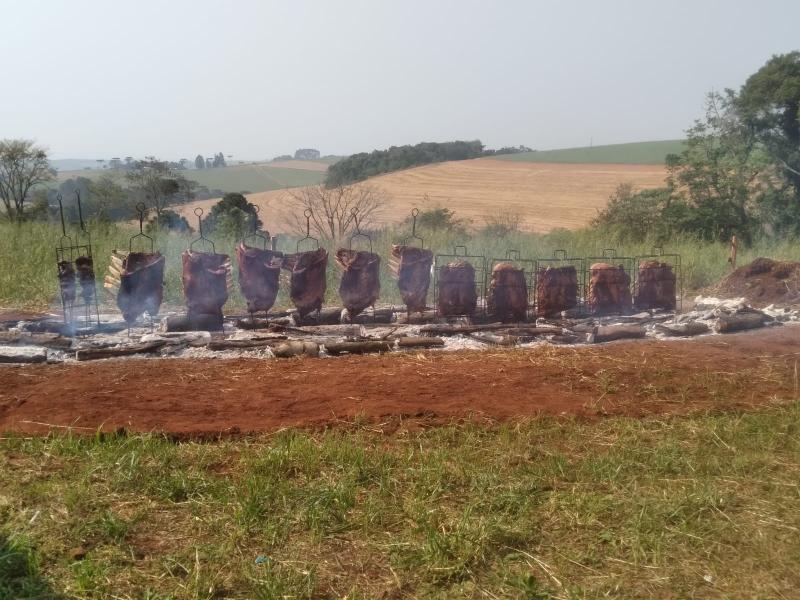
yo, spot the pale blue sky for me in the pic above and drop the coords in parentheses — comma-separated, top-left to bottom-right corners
(2, 0, 798, 160)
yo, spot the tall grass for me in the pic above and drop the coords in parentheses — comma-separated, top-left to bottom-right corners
(1, 220, 798, 311)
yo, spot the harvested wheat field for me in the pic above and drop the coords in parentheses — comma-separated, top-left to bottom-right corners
(176, 159, 666, 233)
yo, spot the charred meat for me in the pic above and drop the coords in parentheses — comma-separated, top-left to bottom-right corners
(282, 247, 328, 317)
(181, 250, 230, 329)
(437, 260, 477, 316)
(587, 262, 632, 315)
(536, 265, 578, 317)
(635, 260, 676, 311)
(74, 256, 97, 305)
(57, 261, 76, 305)
(487, 262, 528, 322)
(236, 243, 283, 314)
(117, 252, 165, 323)
(335, 249, 381, 317)
(389, 245, 433, 313)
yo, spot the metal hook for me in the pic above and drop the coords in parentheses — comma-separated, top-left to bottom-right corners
(190, 207, 215, 253)
(553, 249, 567, 260)
(401, 207, 425, 249)
(602, 248, 617, 259)
(243, 204, 269, 249)
(129, 203, 154, 253)
(56, 194, 73, 253)
(348, 207, 373, 252)
(296, 208, 319, 251)
(505, 249, 520, 261)
(454, 245, 468, 256)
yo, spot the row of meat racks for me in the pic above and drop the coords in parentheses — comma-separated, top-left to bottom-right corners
(53, 203, 682, 333)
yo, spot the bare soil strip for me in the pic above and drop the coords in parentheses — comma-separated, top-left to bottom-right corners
(1, 328, 797, 436)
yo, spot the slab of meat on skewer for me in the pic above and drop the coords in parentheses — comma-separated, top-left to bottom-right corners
(487, 262, 528, 322)
(117, 252, 166, 323)
(57, 261, 76, 305)
(437, 260, 477, 317)
(74, 256, 97, 305)
(235, 243, 283, 314)
(335, 249, 381, 318)
(587, 262, 632, 315)
(281, 247, 328, 317)
(390, 245, 433, 313)
(181, 250, 230, 325)
(536, 265, 578, 317)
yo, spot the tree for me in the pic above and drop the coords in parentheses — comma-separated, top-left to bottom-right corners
(666, 90, 769, 243)
(0, 139, 55, 222)
(195, 154, 205, 169)
(739, 51, 800, 224)
(125, 158, 186, 218)
(282, 184, 386, 244)
(294, 148, 321, 160)
(146, 209, 191, 233)
(88, 175, 131, 221)
(408, 206, 468, 234)
(202, 192, 261, 236)
(212, 152, 226, 168)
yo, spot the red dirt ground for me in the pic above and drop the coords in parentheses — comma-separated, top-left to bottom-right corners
(1, 327, 799, 437)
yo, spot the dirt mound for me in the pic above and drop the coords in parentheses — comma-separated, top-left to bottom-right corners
(712, 258, 800, 307)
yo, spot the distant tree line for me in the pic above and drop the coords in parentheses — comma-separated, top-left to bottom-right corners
(325, 140, 533, 187)
(594, 51, 800, 245)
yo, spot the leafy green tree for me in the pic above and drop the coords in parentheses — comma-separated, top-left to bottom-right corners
(195, 154, 205, 169)
(0, 139, 55, 222)
(146, 209, 191, 233)
(665, 90, 768, 243)
(739, 51, 800, 226)
(88, 175, 132, 221)
(126, 158, 187, 218)
(202, 192, 261, 237)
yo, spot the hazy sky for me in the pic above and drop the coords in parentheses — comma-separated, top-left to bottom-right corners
(3, 0, 799, 160)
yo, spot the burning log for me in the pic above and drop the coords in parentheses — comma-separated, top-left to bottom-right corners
(181, 250, 231, 330)
(536, 266, 578, 317)
(115, 252, 166, 324)
(587, 263, 632, 315)
(588, 324, 646, 343)
(715, 312, 769, 334)
(390, 245, 433, 313)
(323, 340, 393, 355)
(282, 248, 328, 318)
(236, 243, 283, 314)
(272, 341, 320, 358)
(635, 260, 677, 311)
(57, 261, 76, 305)
(437, 260, 478, 317)
(335, 249, 381, 318)
(655, 322, 710, 337)
(75, 339, 167, 361)
(394, 336, 445, 349)
(487, 262, 528, 322)
(74, 256, 97, 305)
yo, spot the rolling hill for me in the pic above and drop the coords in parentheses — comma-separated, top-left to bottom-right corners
(492, 140, 685, 165)
(175, 158, 667, 234)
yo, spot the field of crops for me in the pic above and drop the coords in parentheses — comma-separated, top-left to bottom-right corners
(493, 139, 686, 164)
(178, 159, 668, 234)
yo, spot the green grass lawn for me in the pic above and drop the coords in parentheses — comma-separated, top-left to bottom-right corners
(1, 401, 799, 598)
(492, 140, 687, 165)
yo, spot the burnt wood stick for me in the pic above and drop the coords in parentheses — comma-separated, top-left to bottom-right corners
(206, 338, 287, 351)
(715, 313, 769, 334)
(588, 324, 647, 343)
(0, 332, 72, 349)
(323, 340, 393, 355)
(395, 336, 445, 348)
(655, 322, 711, 337)
(160, 314, 225, 332)
(75, 340, 167, 361)
(271, 341, 320, 358)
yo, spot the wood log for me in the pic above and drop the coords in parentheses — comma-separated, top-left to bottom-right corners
(160, 314, 225, 332)
(395, 336, 445, 349)
(272, 341, 320, 358)
(394, 310, 437, 324)
(655, 322, 711, 337)
(589, 324, 647, 343)
(0, 331, 72, 349)
(0, 345, 48, 363)
(323, 340, 393, 355)
(75, 340, 167, 361)
(419, 322, 541, 336)
(206, 339, 282, 351)
(715, 313, 769, 334)
(469, 332, 519, 346)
